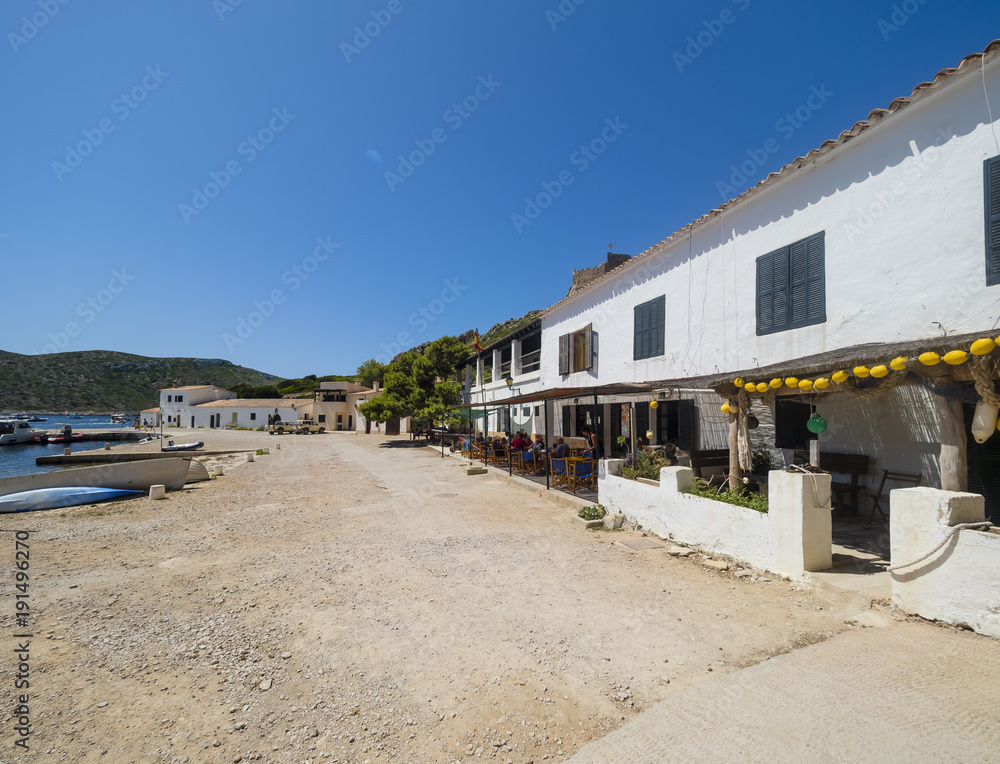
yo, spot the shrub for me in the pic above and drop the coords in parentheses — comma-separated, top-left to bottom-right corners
(683, 480, 769, 513)
(578, 504, 607, 521)
(619, 450, 673, 482)
(751, 447, 778, 475)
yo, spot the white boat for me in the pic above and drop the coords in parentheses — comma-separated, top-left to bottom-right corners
(0, 420, 43, 445)
(0, 487, 143, 513)
(0, 457, 192, 495)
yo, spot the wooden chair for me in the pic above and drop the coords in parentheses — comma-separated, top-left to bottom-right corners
(550, 456, 569, 489)
(868, 469, 922, 524)
(510, 450, 529, 475)
(823, 453, 870, 516)
(569, 458, 596, 493)
(492, 446, 508, 467)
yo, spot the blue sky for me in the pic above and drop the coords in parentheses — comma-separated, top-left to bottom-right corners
(2, 0, 999, 378)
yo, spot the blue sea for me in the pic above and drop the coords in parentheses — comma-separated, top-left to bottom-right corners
(0, 414, 140, 478)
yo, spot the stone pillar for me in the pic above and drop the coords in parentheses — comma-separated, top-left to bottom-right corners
(511, 338, 522, 375)
(936, 394, 968, 492)
(768, 469, 833, 575)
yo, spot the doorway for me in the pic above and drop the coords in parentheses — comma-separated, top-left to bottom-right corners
(964, 401, 1000, 522)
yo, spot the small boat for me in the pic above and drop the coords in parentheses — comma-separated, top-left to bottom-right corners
(0, 487, 143, 513)
(162, 440, 204, 452)
(27, 416, 47, 422)
(48, 431, 84, 443)
(0, 457, 192, 494)
(0, 420, 45, 445)
(186, 459, 211, 483)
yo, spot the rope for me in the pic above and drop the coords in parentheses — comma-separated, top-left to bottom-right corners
(971, 356, 1000, 407)
(836, 371, 907, 399)
(787, 464, 833, 510)
(887, 521, 995, 572)
(736, 388, 752, 472)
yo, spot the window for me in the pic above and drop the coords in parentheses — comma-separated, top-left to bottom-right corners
(774, 399, 817, 450)
(318, 414, 326, 423)
(336, 415, 342, 423)
(176, 395, 184, 402)
(756, 232, 825, 335)
(656, 400, 695, 450)
(634, 296, 665, 360)
(558, 324, 593, 375)
(985, 156, 1000, 285)
(231, 412, 238, 424)
(250, 413, 256, 421)
(167, 395, 172, 403)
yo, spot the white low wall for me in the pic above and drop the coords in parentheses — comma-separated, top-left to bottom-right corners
(890, 487, 1000, 638)
(598, 463, 832, 579)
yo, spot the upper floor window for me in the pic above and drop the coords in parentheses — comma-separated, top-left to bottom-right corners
(167, 395, 172, 402)
(633, 296, 665, 360)
(756, 232, 826, 336)
(985, 156, 1000, 285)
(176, 395, 184, 403)
(558, 324, 593, 375)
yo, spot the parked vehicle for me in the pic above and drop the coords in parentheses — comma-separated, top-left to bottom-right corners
(267, 419, 325, 435)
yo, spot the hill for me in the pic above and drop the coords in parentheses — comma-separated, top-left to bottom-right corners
(0, 350, 279, 413)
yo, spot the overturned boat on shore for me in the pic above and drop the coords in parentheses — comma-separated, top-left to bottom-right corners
(0, 457, 192, 497)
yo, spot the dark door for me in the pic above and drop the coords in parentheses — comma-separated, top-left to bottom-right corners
(385, 418, 400, 436)
(963, 402, 1000, 522)
(348, 415, 353, 430)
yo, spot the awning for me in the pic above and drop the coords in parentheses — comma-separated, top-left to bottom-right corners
(459, 383, 654, 408)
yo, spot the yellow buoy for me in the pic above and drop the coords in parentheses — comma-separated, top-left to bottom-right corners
(798, 379, 813, 390)
(890, 356, 908, 371)
(943, 350, 969, 365)
(854, 366, 870, 378)
(831, 370, 848, 384)
(814, 378, 830, 390)
(870, 365, 889, 378)
(649, 400, 659, 409)
(769, 378, 783, 389)
(919, 352, 940, 366)
(971, 338, 996, 356)
(755, 382, 770, 393)
(785, 377, 799, 388)
(720, 402, 731, 414)
(733, 378, 744, 388)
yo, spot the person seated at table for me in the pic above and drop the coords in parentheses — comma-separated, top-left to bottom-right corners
(551, 437, 569, 458)
(532, 434, 545, 451)
(475, 432, 485, 444)
(511, 432, 527, 450)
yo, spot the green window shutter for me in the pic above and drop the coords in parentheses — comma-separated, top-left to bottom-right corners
(583, 324, 594, 370)
(676, 399, 695, 451)
(633, 303, 645, 360)
(558, 334, 569, 375)
(758, 233, 823, 334)
(652, 295, 665, 357)
(805, 233, 825, 324)
(634, 297, 666, 360)
(757, 248, 789, 334)
(985, 157, 1000, 286)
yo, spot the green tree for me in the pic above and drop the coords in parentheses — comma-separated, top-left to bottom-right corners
(355, 358, 388, 388)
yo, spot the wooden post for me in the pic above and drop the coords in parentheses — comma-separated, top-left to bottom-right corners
(728, 412, 742, 492)
(936, 393, 968, 492)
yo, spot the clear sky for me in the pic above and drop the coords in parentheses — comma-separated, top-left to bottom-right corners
(2, 0, 999, 378)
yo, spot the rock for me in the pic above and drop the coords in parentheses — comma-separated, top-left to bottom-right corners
(755, 576, 772, 582)
(702, 559, 729, 571)
(97, 701, 109, 708)
(734, 569, 753, 578)
(259, 678, 272, 691)
(667, 546, 692, 557)
(281, 652, 292, 659)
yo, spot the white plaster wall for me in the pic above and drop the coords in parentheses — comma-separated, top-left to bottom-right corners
(891, 487, 1000, 638)
(598, 464, 832, 578)
(187, 404, 298, 429)
(542, 57, 1000, 387)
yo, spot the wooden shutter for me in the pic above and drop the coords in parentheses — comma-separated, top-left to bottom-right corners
(583, 323, 593, 370)
(633, 303, 646, 360)
(986, 157, 1000, 286)
(562, 405, 571, 436)
(757, 248, 789, 334)
(652, 295, 665, 357)
(558, 334, 569, 375)
(676, 399, 695, 450)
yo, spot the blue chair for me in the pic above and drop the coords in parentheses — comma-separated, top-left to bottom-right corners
(550, 456, 568, 488)
(570, 459, 596, 493)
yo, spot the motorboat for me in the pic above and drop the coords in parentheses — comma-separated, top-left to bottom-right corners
(0, 420, 44, 445)
(162, 440, 204, 452)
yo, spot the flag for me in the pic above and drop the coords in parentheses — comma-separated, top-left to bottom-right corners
(609, 242, 613, 250)
(474, 330, 483, 352)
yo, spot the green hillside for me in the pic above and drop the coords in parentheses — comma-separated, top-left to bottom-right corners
(0, 350, 279, 413)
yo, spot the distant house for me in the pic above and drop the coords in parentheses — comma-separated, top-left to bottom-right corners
(141, 407, 161, 427)
(295, 381, 383, 433)
(159, 385, 236, 427)
(192, 398, 303, 429)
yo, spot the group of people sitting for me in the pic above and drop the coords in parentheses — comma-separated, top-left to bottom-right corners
(470, 427, 602, 460)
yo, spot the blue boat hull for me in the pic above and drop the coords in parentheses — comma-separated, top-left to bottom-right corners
(0, 487, 144, 513)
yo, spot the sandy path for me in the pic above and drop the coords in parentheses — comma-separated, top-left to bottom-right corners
(0, 432, 853, 763)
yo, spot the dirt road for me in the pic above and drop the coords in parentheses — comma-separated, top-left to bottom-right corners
(0, 432, 857, 762)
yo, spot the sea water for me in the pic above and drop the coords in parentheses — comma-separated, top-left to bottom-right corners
(0, 415, 142, 478)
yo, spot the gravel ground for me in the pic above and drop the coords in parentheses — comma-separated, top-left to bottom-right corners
(0, 431, 858, 763)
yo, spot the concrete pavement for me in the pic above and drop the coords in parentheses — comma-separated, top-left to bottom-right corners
(568, 620, 1000, 763)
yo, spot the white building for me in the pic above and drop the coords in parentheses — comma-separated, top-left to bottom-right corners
(159, 385, 237, 427)
(500, 42, 1000, 517)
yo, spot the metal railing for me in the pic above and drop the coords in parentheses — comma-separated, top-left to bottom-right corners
(518, 350, 541, 374)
